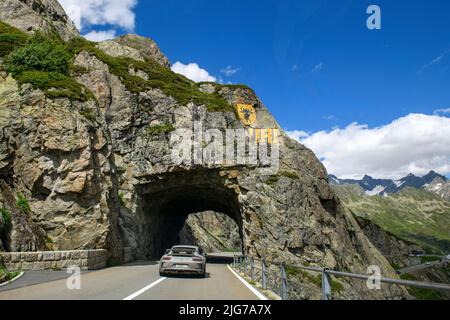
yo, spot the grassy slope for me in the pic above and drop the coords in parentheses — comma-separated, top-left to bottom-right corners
(1, 21, 244, 112)
(336, 187, 450, 254)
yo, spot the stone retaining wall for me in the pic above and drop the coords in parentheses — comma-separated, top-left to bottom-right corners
(0, 250, 107, 271)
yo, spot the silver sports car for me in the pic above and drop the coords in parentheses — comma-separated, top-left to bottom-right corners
(159, 246, 206, 277)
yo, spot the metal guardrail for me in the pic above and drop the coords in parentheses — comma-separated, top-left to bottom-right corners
(232, 255, 450, 300)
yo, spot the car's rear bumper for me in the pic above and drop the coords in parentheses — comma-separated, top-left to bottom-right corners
(160, 263, 204, 275)
(161, 268, 204, 275)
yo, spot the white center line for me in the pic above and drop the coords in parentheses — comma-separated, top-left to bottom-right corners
(227, 265, 268, 300)
(123, 277, 167, 300)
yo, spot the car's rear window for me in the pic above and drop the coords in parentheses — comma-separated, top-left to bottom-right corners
(172, 247, 197, 256)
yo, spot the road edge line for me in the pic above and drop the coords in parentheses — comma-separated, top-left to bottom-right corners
(123, 277, 167, 300)
(0, 271, 25, 288)
(227, 265, 268, 300)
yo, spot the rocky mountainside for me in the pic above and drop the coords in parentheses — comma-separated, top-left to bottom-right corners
(355, 216, 424, 267)
(334, 186, 450, 254)
(330, 171, 448, 197)
(0, 0, 78, 41)
(0, 0, 411, 299)
(178, 211, 241, 254)
(425, 177, 450, 201)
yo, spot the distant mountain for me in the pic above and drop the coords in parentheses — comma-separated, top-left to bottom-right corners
(424, 177, 450, 201)
(329, 171, 448, 197)
(333, 187, 450, 254)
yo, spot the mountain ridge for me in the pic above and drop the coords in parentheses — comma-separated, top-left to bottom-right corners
(329, 171, 449, 199)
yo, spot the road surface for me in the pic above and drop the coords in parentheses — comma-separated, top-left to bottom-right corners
(0, 260, 264, 300)
(398, 260, 448, 275)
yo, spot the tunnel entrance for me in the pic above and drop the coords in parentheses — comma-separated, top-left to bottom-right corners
(134, 170, 244, 259)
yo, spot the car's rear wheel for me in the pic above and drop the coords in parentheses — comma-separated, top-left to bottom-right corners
(201, 266, 206, 278)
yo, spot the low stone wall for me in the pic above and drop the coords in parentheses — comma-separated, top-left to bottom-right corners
(0, 250, 107, 271)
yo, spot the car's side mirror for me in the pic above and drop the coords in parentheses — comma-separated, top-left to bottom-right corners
(165, 249, 171, 254)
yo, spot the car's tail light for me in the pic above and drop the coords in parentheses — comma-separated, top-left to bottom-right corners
(192, 257, 203, 262)
(162, 256, 172, 261)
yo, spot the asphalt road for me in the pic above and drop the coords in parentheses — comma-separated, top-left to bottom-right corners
(398, 260, 448, 275)
(0, 261, 263, 300)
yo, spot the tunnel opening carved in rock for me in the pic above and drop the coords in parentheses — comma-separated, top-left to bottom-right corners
(131, 170, 244, 259)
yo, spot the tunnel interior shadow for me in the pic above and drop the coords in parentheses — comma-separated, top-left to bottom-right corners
(135, 170, 245, 260)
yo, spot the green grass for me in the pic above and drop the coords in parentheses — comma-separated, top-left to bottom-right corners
(5, 32, 70, 76)
(0, 267, 20, 284)
(118, 192, 126, 206)
(390, 262, 401, 271)
(400, 273, 445, 300)
(0, 21, 29, 58)
(284, 265, 343, 293)
(197, 81, 254, 92)
(279, 171, 300, 180)
(0, 25, 94, 102)
(265, 171, 299, 186)
(0, 207, 11, 226)
(79, 108, 97, 122)
(420, 256, 442, 264)
(16, 193, 30, 215)
(46, 236, 54, 251)
(339, 188, 450, 254)
(14, 71, 93, 101)
(146, 124, 175, 136)
(265, 175, 280, 186)
(66, 37, 235, 112)
(1, 21, 242, 111)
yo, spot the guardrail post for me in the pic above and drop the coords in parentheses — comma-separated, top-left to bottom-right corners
(251, 257, 255, 281)
(280, 262, 288, 300)
(244, 256, 247, 276)
(322, 269, 332, 301)
(262, 258, 267, 290)
(238, 256, 242, 273)
(233, 255, 236, 269)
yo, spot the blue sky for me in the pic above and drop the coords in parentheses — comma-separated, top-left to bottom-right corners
(59, 0, 450, 179)
(130, 0, 450, 132)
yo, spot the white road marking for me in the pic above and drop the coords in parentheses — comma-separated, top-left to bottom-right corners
(0, 272, 24, 288)
(227, 265, 268, 300)
(123, 277, 167, 300)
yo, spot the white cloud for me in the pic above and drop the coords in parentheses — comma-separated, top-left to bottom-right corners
(434, 108, 450, 116)
(83, 30, 117, 42)
(285, 130, 309, 141)
(171, 62, 217, 83)
(312, 62, 323, 74)
(323, 115, 337, 121)
(287, 114, 450, 179)
(59, 0, 137, 38)
(419, 49, 450, 73)
(221, 65, 239, 77)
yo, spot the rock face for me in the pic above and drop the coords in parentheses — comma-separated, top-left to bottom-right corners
(0, 5, 410, 299)
(0, 181, 46, 252)
(355, 216, 423, 268)
(114, 35, 171, 68)
(178, 211, 241, 253)
(425, 177, 450, 201)
(0, 0, 79, 41)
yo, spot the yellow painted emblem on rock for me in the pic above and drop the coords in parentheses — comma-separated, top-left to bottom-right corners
(236, 104, 256, 126)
